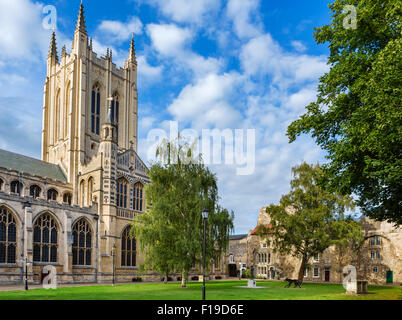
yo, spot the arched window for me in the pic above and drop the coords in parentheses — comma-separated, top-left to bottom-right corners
(111, 92, 119, 139)
(33, 213, 58, 262)
(30, 185, 41, 199)
(47, 189, 58, 201)
(0, 178, 3, 191)
(63, 193, 72, 205)
(133, 182, 144, 212)
(0, 206, 17, 264)
(10, 181, 23, 194)
(91, 84, 100, 135)
(72, 219, 92, 266)
(79, 180, 85, 207)
(121, 226, 136, 267)
(117, 178, 128, 208)
(87, 177, 94, 206)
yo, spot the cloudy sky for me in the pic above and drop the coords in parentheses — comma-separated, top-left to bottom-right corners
(0, 0, 332, 234)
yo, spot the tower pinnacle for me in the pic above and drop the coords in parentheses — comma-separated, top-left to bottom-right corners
(128, 32, 136, 63)
(76, 1, 87, 34)
(48, 31, 59, 63)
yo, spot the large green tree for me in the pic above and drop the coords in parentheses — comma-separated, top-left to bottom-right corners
(131, 139, 234, 287)
(257, 163, 363, 282)
(287, 0, 402, 224)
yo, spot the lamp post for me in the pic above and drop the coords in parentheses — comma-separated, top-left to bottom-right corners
(111, 243, 116, 286)
(202, 208, 209, 300)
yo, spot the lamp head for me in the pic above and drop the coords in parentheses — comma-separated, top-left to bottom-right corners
(202, 208, 209, 219)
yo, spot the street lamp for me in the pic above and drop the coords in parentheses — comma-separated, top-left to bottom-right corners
(202, 208, 209, 301)
(17, 257, 31, 290)
(111, 243, 116, 286)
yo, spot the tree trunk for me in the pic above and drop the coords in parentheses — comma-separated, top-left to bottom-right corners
(164, 271, 168, 284)
(298, 254, 308, 282)
(181, 270, 187, 288)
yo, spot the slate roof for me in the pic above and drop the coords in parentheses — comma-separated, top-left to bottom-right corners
(230, 234, 248, 240)
(0, 149, 67, 183)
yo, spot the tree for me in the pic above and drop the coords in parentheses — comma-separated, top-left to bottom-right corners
(257, 162, 363, 282)
(131, 138, 234, 287)
(287, 0, 402, 225)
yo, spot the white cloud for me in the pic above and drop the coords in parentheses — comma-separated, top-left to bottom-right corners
(97, 16, 143, 43)
(168, 73, 242, 129)
(226, 0, 262, 39)
(137, 55, 163, 82)
(147, 0, 220, 25)
(146, 23, 192, 56)
(240, 34, 328, 87)
(0, 0, 51, 60)
(291, 40, 307, 53)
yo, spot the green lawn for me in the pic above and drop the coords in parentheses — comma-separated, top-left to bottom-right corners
(0, 280, 400, 300)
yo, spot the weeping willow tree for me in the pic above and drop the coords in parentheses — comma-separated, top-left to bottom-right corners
(131, 137, 234, 287)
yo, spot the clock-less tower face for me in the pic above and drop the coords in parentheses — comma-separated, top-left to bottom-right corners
(41, 3, 138, 184)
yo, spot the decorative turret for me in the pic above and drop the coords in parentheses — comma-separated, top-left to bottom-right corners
(48, 32, 59, 64)
(76, 1, 87, 35)
(126, 33, 137, 66)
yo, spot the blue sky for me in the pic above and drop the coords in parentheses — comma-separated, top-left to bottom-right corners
(0, 0, 333, 234)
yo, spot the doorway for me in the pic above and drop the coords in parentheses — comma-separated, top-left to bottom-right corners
(228, 264, 237, 277)
(386, 270, 393, 284)
(324, 268, 330, 282)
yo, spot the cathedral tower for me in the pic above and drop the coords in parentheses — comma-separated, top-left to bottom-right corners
(41, 3, 139, 189)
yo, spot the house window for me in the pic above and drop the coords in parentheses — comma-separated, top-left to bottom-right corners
(0, 206, 17, 264)
(10, 181, 23, 194)
(313, 253, 319, 262)
(370, 250, 376, 259)
(0, 178, 3, 191)
(91, 84, 100, 135)
(117, 178, 128, 208)
(313, 267, 320, 278)
(133, 182, 144, 211)
(376, 250, 381, 260)
(375, 236, 381, 245)
(30, 185, 41, 199)
(121, 226, 136, 267)
(229, 254, 234, 264)
(373, 266, 378, 273)
(111, 92, 119, 139)
(268, 253, 271, 264)
(369, 237, 375, 246)
(262, 243, 267, 248)
(304, 269, 308, 277)
(33, 213, 58, 263)
(47, 189, 58, 201)
(72, 219, 92, 266)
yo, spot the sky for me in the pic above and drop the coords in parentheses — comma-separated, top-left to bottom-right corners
(0, 0, 333, 234)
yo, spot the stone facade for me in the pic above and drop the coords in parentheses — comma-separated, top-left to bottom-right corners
(225, 207, 402, 285)
(0, 4, 152, 285)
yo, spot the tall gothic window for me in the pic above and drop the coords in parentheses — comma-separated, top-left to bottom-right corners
(91, 84, 100, 135)
(55, 89, 61, 141)
(80, 180, 85, 207)
(64, 82, 70, 138)
(47, 189, 58, 201)
(117, 178, 128, 208)
(33, 213, 58, 263)
(30, 185, 41, 199)
(63, 193, 72, 205)
(10, 181, 23, 194)
(0, 207, 16, 264)
(72, 219, 92, 266)
(111, 92, 119, 139)
(121, 226, 136, 267)
(87, 177, 94, 206)
(133, 182, 144, 212)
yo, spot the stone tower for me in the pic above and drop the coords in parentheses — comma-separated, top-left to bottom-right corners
(41, 3, 139, 195)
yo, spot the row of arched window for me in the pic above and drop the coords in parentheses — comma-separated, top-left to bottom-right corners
(0, 178, 72, 205)
(79, 177, 94, 207)
(116, 178, 144, 211)
(91, 84, 120, 137)
(0, 206, 136, 267)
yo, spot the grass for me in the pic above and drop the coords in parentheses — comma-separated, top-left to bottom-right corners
(0, 280, 400, 300)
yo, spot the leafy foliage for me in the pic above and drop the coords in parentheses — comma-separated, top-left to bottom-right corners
(258, 163, 363, 281)
(287, 0, 402, 224)
(131, 139, 234, 287)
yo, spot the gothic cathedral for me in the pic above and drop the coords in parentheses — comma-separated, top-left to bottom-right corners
(0, 3, 149, 284)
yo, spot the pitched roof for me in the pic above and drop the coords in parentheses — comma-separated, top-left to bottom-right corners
(250, 224, 272, 235)
(230, 234, 248, 240)
(0, 149, 67, 183)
